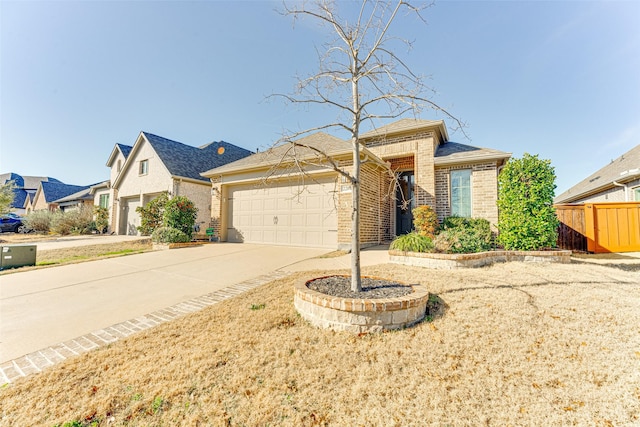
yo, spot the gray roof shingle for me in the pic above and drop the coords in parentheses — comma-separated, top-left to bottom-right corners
(435, 142, 511, 165)
(41, 182, 89, 203)
(142, 133, 252, 182)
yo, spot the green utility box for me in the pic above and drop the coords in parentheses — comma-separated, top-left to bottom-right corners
(0, 245, 37, 270)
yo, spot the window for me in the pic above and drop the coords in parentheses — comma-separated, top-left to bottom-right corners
(139, 160, 149, 175)
(634, 186, 640, 201)
(99, 194, 110, 209)
(450, 169, 472, 217)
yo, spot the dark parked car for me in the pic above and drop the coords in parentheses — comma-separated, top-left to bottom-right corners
(0, 213, 28, 233)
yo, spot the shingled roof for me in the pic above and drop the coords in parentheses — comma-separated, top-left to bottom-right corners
(435, 142, 511, 166)
(201, 132, 381, 177)
(141, 133, 252, 182)
(116, 143, 132, 159)
(555, 144, 640, 203)
(40, 182, 89, 203)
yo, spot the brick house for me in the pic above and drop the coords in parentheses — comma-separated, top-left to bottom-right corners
(201, 119, 511, 250)
(104, 132, 252, 235)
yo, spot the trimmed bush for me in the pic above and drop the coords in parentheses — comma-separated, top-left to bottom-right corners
(136, 193, 169, 236)
(151, 227, 191, 244)
(23, 210, 52, 233)
(390, 232, 434, 253)
(412, 205, 438, 238)
(497, 153, 558, 250)
(434, 216, 493, 254)
(163, 196, 198, 237)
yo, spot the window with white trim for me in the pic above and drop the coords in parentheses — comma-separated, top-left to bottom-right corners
(99, 194, 110, 209)
(634, 186, 640, 201)
(450, 169, 472, 217)
(139, 160, 149, 175)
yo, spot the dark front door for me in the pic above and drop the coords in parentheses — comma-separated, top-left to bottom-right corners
(396, 171, 415, 235)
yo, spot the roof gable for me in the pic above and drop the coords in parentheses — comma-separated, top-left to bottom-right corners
(107, 143, 133, 167)
(555, 144, 640, 203)
(360, 119, 449, 142)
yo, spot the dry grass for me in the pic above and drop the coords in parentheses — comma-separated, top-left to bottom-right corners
(1, 261, 639, 426)
(0, 240, 152, 274)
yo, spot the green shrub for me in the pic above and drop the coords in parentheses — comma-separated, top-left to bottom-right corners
(390, 232, 434, 253)
(136, 193, 169, 236)
(163, 196, 198, 237)
(497, 153, 558, 250)
(50, 206, 95, 235)
(94, 206, 109, 234)
(23, 210, 52, 233)
(151, 227, 191, 244)
(412, 205, 438, 238)
(434, 216, 493, 253)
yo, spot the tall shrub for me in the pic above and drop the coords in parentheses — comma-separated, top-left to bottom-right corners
(94, 206, 109, 234)
(23, 210, 52, 233)
(497, 153, 558, 250)
(412, 205, 438, 238)
(163, 196, 198, 237)
(136, 193, 169, 236)
(50, 206, 94, 235)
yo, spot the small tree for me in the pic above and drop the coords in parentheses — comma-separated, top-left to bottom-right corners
(275, 0, 464, 291)
(163, 196, 198, 238)
(0, 181, 16, 214)
(136, 192, 169, 235)
(497, 153, 559, 250)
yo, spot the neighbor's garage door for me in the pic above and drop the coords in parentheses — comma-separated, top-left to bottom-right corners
(119, 197, 141, 236)
(227, 178, 338, 248)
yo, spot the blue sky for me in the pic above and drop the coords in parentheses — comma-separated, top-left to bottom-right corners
(1, 0, 638, 195)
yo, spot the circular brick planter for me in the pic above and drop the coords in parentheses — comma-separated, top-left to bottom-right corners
(294, 276, 429, 333)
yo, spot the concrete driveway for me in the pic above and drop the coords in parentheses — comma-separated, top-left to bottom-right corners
(0, 243, 328, 363)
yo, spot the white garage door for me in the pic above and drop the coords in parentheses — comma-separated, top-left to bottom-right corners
(119, 198, 141, 236)
(228, 178, 338, 248)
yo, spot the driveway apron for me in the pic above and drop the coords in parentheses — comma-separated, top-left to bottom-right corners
(0, 244, 326, 363)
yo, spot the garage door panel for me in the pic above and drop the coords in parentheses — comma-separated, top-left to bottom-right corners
(228, 178, 337, 248)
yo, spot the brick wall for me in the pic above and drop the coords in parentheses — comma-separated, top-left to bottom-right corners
(209, 176, 222, 238)
(434, 161, 499, 226)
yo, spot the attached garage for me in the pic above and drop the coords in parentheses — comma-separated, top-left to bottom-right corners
(227, 177, 338, 248)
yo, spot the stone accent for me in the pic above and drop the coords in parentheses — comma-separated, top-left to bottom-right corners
(389, 249, 572, 269)
(294, 276, 430, 333)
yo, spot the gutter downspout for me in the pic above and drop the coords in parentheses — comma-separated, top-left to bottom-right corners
(612, 181, 629, 201)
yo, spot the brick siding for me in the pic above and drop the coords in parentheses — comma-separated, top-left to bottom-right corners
(435, 161, 499, 226)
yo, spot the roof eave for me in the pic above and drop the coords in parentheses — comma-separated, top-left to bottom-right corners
(434, 152, 512, 167)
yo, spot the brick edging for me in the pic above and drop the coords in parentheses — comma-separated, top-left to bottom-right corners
(0, 271, 289, 385)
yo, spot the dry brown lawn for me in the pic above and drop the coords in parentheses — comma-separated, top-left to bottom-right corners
(1, 260, 639, 426)
(0, 237, 152, 274)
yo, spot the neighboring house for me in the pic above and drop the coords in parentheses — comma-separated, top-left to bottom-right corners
(201, 119, 511, 250)
(52, 186, 96, 211)
(31, 182, 90, 211)
(0, 173, 62, 214)
(108, 132, 252, 235)
(555, 144, 640, 204)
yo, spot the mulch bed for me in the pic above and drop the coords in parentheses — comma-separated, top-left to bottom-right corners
(307, 275, 413, 299)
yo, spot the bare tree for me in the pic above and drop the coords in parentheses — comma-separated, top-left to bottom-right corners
(273, 0, 464, 292)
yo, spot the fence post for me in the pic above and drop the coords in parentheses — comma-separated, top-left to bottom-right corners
(584, 204, 596, 252)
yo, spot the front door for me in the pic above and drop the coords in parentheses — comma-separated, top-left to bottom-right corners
(396, 171, 415, 235)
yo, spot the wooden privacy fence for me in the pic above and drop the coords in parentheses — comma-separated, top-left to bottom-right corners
(555, 202, 640, 253)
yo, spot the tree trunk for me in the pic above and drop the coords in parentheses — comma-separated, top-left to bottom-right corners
(350, 66, 362, 292)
